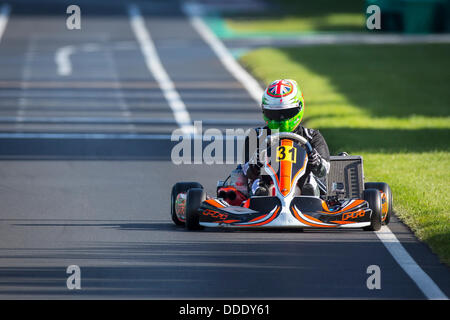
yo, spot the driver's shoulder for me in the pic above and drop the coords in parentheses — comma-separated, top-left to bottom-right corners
(295, 125, 317, 140)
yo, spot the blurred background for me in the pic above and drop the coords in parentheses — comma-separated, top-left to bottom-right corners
(220, 0, 450, 34)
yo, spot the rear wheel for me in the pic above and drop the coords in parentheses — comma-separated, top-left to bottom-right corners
(365, 182, 392, 225)
(363, 189, 382, 231)
(171, 182, 203, 226)
(185, 188, 206, 230)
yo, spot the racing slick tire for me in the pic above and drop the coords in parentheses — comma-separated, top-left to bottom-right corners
(171, 182, 203, 226)
(365, 182, 392, 225)
(363, 189, 383, 231)
(185, 188, 206, 230)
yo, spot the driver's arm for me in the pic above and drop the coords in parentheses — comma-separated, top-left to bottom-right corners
(242, 132, 262, 180)
(308, 129, 330, 178)
(241, 128, 265, 180)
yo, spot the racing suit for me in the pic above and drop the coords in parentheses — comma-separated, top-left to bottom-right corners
(242, 125, 330, 196)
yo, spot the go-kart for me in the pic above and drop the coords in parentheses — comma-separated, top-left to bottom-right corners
(171, 132, 392, 231)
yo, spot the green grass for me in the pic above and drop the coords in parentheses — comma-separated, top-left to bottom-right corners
(240, 43, 450, 264)
(225, 0, 366, 34)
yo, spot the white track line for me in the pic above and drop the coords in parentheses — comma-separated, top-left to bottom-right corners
(103, 42, 135, 131)
(0, 4, 10, 42)
(376, 226, 447, 299)
(55, 45, 75, 76)
(128, 4, 195, 135)
(16, 37, 35, 127)
(185, 1, 448, 300)
(183, 2, 263, 103)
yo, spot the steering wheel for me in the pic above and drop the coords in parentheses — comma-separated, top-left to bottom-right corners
(264, 132, 313, 153)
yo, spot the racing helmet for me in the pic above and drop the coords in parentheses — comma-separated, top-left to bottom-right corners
(262, 79, 305, 132)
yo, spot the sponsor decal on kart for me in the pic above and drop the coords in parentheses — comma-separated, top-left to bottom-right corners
(342, 209, 366, 221)
(202, 209, 228, 221)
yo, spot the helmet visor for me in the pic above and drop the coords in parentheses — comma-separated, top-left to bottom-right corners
(263, 106, 300, 121)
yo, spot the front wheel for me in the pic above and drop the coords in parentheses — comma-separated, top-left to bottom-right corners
(363, 189, 382, 231)
(365, 182, 392, 225)
(171, 182, 203, 226)
(185, 188, 206, 230)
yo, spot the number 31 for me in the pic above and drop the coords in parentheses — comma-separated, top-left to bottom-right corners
(277, 145, 297, 163)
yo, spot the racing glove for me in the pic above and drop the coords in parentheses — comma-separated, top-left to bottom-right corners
(308, 148, 322, 169)
(308, 148, 328, 178)
(243, 162, 263, 180)
(243, 148, 265, 180)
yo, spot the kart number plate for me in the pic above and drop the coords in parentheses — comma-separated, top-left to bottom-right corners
(276, 145, 297, 163)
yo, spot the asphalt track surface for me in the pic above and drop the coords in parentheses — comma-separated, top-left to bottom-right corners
(0, 0, 449, 299)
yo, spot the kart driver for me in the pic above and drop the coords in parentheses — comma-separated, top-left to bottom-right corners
(232, 79, 331, 200)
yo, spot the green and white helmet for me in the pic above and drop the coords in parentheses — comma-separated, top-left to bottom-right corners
(262, 79, 305, 132)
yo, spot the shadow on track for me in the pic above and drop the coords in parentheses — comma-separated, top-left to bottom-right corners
(2, 217, 439, 299)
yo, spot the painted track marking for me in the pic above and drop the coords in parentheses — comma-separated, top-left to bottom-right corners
(128, 4, 195, 135)
(376, 226, 447, 299)
(0, 3, 10, 43)
(55, 45, 75, 76)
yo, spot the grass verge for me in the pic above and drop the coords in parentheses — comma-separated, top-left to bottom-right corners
(225, 0, 366, 34)
(240, 43, 450, 265)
